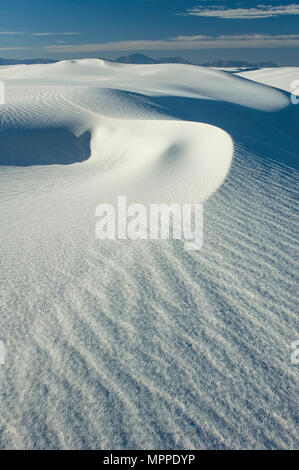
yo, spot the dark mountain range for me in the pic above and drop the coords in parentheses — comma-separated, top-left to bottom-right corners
(114, 53, 194, 65)
(113, 55, 278, 68)
(200, 60, 278, 68)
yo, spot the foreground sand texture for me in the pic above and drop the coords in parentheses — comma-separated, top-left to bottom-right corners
(0, 60, 298, 449)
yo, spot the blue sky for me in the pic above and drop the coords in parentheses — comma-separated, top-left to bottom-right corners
(1, 0, 299, 64)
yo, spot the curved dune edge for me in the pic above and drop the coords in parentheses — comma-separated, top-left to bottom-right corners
(89, 118, 234, 204)
(0, 117, 233, 203)
(0, 60, 238, 203)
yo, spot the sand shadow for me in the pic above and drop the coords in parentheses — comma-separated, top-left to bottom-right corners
(0, 128, 91, 166)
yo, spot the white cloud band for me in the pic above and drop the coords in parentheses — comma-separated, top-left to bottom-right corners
(44, 34, 299, 52)
(180, 4, 299, 19)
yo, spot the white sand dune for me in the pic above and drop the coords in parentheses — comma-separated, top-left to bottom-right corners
(0, 60, 298, 449)
(237, 67, 299, 94)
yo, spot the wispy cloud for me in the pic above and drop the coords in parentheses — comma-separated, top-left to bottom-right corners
(0, 31, 25, 35)
(180, 4, 299, 19)
(0, 31, 81, 36)
(45, 34, 299, 52)
(0, 46, 33, 50)
(32, 32, 82, 36)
